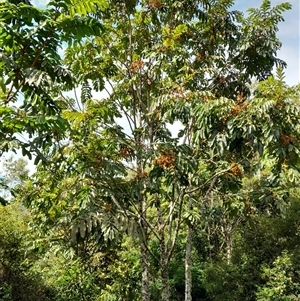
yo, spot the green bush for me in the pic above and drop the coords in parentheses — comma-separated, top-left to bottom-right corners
(256, 251, 300, 301)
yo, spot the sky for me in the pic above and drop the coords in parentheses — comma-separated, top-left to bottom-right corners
(0, 0, 299, 175)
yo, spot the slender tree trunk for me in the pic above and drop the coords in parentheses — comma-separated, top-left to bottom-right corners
(185, 195, 193, 301)
(141, 238, 150, 301)
(227, 238, 232, 264)
(139, 191, 150, 301)
(161, 246, 170, 301)
(226, 225, 233, 265)
(185, 225, 193, 301)
(137, 145, 149, 301)
(158, 201, 170, 301)
(138, 188, 150, 301)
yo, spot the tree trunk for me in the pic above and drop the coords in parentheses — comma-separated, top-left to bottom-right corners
(137, 156, 149, 301)
(141, 238, 150, 301)
(185, 225, 193, 301)
(226, 226, 233, 265)
(139, 197, 150, 301)
(161, 250, 170, 301)
(139, 187, 149, 301)
(159, 201, 170, 301)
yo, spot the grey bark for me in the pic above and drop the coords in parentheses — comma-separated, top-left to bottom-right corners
(185, 225, 193, 301)
(185, 195, 193, 301)
(159, 202, 170, 301)
(161, 251, 170, 301)
(141, 239, 150, 301)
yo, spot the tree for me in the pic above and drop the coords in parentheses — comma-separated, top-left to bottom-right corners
(0, 156, 29, 204)
(64, 2, 294, 300)
(10, 1, 299, 301)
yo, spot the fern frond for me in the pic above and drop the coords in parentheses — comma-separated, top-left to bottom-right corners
(275, 67, 285, 83)
(81, 81, 92, 103)
(62, 110, 86, 127)
(57, 16, 105, 42)
(68, 0, 108, 16)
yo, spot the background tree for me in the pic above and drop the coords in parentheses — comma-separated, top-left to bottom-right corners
(0, 156, 29, 204)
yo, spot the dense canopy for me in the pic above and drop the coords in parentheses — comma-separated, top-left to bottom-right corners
(0, 0, 300, 300)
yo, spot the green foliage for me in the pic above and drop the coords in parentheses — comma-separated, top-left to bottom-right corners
(53, 0, 109, 17)
(234, 0, 291, 80)
(97, 237, 141, 301)
(1, 1, 298, 301)
(0, 203, 53, 301)
(0, 283, 12, 301)
(0, 0, 106, 157)
(202, 197, 300, 301)
(53, 259, 99, 301)
(0, 156, 29, 202)
(256, 251, 300, 301)
(193, 71, 300, 213)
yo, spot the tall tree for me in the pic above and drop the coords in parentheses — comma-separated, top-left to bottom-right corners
(19, 1, 298, 301)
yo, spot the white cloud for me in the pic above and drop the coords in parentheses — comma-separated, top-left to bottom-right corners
(31, 0, 49, 8)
